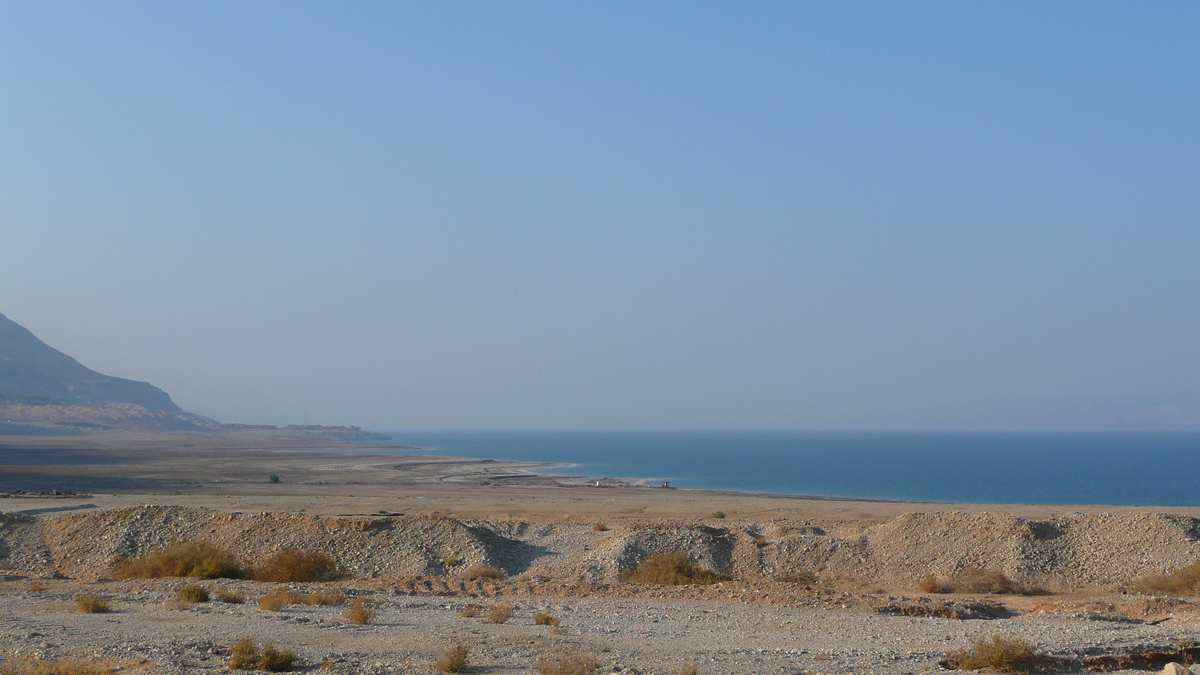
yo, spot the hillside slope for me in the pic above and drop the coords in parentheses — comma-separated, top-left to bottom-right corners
(0, 311, 181, 412)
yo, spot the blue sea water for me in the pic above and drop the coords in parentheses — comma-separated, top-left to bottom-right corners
(362, 430, 1200, 506)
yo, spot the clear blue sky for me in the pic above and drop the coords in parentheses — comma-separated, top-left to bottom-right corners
(2, 2, 1198, 430)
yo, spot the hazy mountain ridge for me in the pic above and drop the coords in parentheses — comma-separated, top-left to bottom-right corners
(0, 311, 389, 440)
(0, 311, 182, 412)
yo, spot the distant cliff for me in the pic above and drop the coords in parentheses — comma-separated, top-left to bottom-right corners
(0, 312, 181, 412)
(0, 311, 390, 440)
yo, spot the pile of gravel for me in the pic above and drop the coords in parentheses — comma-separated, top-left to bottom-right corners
(3, 506, 1199, 590)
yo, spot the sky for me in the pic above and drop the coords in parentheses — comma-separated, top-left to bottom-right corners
(1, 2, 1198, 430)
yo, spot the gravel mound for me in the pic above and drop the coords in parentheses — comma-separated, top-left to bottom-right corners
(3, 506, 1200, 589)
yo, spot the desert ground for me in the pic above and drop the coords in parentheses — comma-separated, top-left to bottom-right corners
(4, 430, 1200, 675)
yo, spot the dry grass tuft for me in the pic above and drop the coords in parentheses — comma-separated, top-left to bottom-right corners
(435, 645, 469, 673)
(460, 565, 505, 581)
(922, 569, 1045, 595)
(229, 640, 294, 672)
(176, 584, 208, 603)
(534, 612, 560, 626)
(257, 645, 295, 672)
(1, 657, 124, 675)
(27, 582, 48, 593)
(592, 523, 608, 532)
(486, 603, 513, 624)
(343, 599, 373, 625)
(620, 553, 731, 586)
(258, 589, 302, 612)
(75, 596, 110, 613)
(776, 571, 817, 584)
(228, 639, 259, 670)
(708, 511, 726, 519)
(459, 605, 480, 617)
(754, 537, 768, 548)
(252, 549, 343, 583)
(919, 574, 949, 593)
(216, 589, 245, 604)
(302, 591, 345, 605)
(535, 650, 601, 675)
(113, 540, 242, 580)
(945, 636, 1041, 673)
(442, 556, 461, 568)
(679, 663, 700, 675)
(1134, 561, 1200, 595)
(951, 569, 1022, 594)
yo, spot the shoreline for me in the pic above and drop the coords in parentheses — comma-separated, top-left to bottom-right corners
(6, 429, 1200, 520)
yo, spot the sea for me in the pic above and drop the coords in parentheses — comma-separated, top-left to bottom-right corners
(360, 430, 1200, 507)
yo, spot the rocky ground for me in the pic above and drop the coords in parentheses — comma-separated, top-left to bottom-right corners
(5, 506, 1200, 588)
(6, 432, 1200, 674)
(4, 574, 1200, 675)
(4, 506, 1200, 673)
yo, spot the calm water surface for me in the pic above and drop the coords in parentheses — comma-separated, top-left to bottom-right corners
(358, 430, 1200, 506)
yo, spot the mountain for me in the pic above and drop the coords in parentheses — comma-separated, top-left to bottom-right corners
(0, 311, 182, 411)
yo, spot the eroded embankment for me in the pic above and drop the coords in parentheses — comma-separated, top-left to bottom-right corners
(1, 506, 1198, 588)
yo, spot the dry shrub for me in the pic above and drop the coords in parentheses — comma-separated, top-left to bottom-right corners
(951, 568, 1021, 594)
(113, 540, 242, 580)
(534, 613, 560, 626)
(535, 650, 601, 675)
(679, 664, 700, 675)
(709, 511, 726, 519)
(75, 596, 110, 613)
(1, 657, 122, 675)
(919, 574, 950, 593)
(302, 591, 345, 605)
(1134, 561, 1200, 596)
(228, 639, 259, 670)
(592, 523, 608, 532)
(229, 640, 294, 672)
(176, 584, 208, 603)
(486, 603, 513, 624)
(924, 569, 1044, 595)
(460, 565, 505, 581)
(754, 537, 768, 548)
(442, 556, 460, 568)
(258, 645, 295, 672)
(776, 571, 817, 584)
(27, 582, 48, 593)
(620, 553, 730, 586)
(435, 645, 469, 673)
(946, 636, 1041, 673)
(459, 605, 480, 617)
(343, 599, 373, 625)
(252, 550, 343, 583)
(217, 589, 245, 604)
(258, 589, 302, 611)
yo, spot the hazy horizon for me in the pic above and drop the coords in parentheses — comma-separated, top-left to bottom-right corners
(3, 3, 1198, 431)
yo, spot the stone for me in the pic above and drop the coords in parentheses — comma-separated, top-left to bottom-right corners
(1161, 663, 1193, 675)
